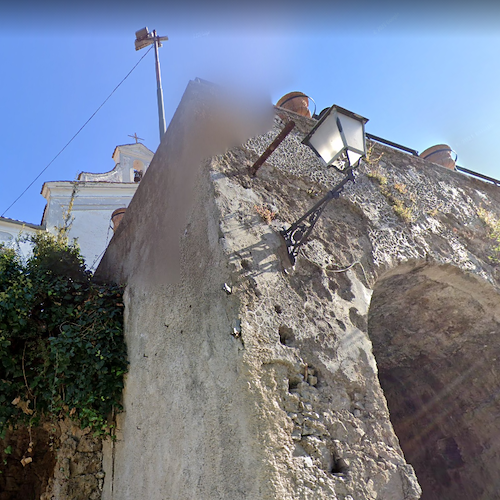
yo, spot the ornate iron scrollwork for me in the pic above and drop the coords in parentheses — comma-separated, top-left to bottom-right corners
(280, 168, 356, 266)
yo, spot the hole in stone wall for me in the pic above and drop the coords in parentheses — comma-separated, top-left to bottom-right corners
(336, 319, 346, 331)
(279, 325, 295, 346)
(368, 263, 500, 500)
(330, 455, 349, 474)
(241, 259, 251, 270)
(274, 304, 282, 314)
(436, 436, 465, 470)
(288, 373, 303, 392)
(327, 279, 338, 293)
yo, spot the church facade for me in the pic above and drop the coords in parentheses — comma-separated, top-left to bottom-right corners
(0, 143, 154, 268)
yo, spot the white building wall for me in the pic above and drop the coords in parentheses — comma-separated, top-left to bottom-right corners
(78, 144, 153, 183)
(41, 143, 154, 270)
(1, 144, 154, 270)
(42, 182, 141, 270)
(0, 218, 41, 261)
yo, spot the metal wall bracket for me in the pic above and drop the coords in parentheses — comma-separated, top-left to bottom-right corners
(280, 168, 355, 266)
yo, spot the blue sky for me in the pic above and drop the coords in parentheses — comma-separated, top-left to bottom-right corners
(1, 1, 500, 224)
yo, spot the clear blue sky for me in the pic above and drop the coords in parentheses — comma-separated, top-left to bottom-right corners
(2, 1, 500, 224)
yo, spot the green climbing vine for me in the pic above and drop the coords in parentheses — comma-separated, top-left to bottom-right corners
(0, 233, 127, 438)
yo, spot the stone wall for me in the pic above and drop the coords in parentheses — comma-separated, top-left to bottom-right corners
(0, 419, 103, 500)
(95, 80, 500, 499)
(369, 263, 500, 500)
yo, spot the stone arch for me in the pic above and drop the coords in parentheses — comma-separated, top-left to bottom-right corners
(368, 261, 500, 500)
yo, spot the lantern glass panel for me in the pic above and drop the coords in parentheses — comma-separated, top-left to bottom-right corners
(347, 150, 362, 167)
(307, 112, 345, 165)
(337, 111, 366, 155)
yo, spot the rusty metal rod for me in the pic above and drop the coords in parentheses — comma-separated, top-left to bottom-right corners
(249, 120, 296, 176)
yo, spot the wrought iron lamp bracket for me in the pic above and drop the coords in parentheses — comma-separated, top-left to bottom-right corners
(280, 167, 356, 266)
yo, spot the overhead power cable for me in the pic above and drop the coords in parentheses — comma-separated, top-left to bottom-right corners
(1, 46, 153, 218)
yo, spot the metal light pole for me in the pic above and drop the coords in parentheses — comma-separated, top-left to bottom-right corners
(152, 30, 166, 138)
(135, 27, 169, 140)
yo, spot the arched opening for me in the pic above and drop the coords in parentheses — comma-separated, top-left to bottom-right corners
(132, 160, 144, 183)
(368, 262, 500, 500)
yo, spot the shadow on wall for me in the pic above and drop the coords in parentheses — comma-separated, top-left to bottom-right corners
(367, 261, 500, 500)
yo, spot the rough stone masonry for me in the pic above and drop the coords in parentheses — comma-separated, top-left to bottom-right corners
(95, 79, 500, 500)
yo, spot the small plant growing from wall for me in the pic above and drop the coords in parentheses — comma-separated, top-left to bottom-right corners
(364, 146, 415, 223)
(369, 176, 415, 223)
(0, 232, 127, 441)
(254, 204, 277, 224)
(477, 207, 500, 262)
(364, 143, 385, 171)
(390, 195, 414, 223)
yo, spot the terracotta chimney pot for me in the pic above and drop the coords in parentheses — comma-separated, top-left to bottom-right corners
(111, 208, 127, 233)
(276, 92, 311, 118)
(420, 144, 457, 171)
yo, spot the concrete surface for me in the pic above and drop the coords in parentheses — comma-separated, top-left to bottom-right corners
(95, 79, 500, 499)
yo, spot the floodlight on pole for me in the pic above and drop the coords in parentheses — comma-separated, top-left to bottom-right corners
(280, 105, 368, 266)
(135, 27, 169, 140)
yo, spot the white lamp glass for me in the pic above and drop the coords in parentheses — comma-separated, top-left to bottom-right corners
(303, 105, 368, 169)
(307, 112, 344, 166)
(337, 112, 366, 155)
(346, 150, 362, 166)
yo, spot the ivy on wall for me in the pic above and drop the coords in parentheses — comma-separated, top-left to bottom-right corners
(0, 234, 127, 437)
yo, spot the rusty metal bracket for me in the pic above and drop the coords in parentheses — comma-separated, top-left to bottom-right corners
(249, 120, 295, 177)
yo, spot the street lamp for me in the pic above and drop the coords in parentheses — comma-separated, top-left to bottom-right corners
(281, 105, 368, 266)
(303, 105, 368, 171)
(135, 27, 169, 140)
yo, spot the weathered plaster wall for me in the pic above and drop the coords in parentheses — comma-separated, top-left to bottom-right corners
(96, 81, 500, 499)
(97, 79, 274, 500)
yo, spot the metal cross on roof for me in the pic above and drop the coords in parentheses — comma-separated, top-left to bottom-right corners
(128, 132, 144, 144)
